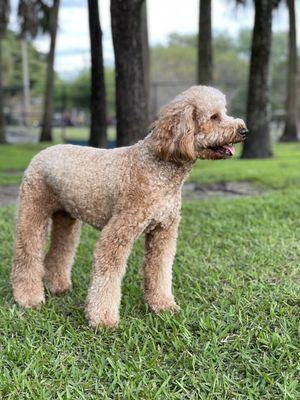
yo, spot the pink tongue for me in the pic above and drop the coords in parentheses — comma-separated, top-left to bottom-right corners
(223, 144, 235, 155)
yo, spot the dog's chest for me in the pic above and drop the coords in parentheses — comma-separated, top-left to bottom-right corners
(145, 194, 181, 233)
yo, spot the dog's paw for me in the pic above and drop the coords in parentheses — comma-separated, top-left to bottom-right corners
(89, 316, 119, 329)
(13, 284, 45, 309)
(85, 300, 119, 329)
(44, 275, 72, 296)
(87, 311, 119, 329)
(146, 296, 181, 314)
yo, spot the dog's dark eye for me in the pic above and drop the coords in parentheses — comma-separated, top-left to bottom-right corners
(211, 114, 219, 120)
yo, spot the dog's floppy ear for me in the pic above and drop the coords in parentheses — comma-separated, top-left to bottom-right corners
(151, 102, 197, 164)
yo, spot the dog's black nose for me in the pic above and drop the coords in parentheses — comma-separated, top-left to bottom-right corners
(239, 128, 248, 137)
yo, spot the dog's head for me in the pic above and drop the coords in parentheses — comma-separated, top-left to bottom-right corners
(151, 86, 248, 163)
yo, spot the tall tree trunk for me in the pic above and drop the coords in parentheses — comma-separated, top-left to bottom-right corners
(0, 0, 9, 144)
(111, 0, 148, 147)
(141, 1, 150, 122)
(40, 0, 59, 142)
(241, 0, 273, 159)
(0, 37, 6, 143)
(88, 0, 107, 148)
(197, 0, 213, 85)
(280, 0, 299, 142)
(18, 0, 40, 128)
(21, 37, 30, 127)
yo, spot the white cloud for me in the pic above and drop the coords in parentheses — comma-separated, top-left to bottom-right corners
(148, 0, 198, 44)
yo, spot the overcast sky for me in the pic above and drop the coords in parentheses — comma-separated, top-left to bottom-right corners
(9, 0, 299, 78)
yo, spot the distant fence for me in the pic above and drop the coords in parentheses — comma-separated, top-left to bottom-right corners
(2, 79, 287, 143)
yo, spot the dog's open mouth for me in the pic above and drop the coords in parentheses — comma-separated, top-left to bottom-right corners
(208, 144, 236, 157)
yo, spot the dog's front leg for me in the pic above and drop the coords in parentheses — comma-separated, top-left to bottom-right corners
(143, 216, 180, 313)
(85, 213, 144, 328)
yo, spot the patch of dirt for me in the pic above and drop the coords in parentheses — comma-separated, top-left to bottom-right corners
(0, 185, 19, 207)
(2, 169, 24, 175)
(183, 181, 267, 200)
(0, 181, 267, 207)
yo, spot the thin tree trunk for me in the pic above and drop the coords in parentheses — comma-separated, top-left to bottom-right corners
(21, 37, 30, 127)
(40, 0, 59, 142)
(197, 0, 213, 85)
(280, 0, 299, 141)
(141, 1, 150, 122)
(111, 0, 148, 147)
(0, 38, 6, 143)
(241, 0, 273, 159)
(88, 0, 107, 148)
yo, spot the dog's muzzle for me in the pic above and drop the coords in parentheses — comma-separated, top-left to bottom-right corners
(238, 128, 249, 140)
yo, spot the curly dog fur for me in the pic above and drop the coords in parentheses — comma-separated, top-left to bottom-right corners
(12, 86, 247, 328)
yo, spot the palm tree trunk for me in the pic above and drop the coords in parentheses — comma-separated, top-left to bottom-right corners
(241, 0, 273, 159)
(111, 0, 148, 147)
(0, 37, 6, 144)
(197, 0, 213, 85)
(141, 1, 150, 122)
(280, 0, 299, 142)
(40, 0, 59, 142)
(21, 37, 30, 127)
(88, 0, 107, 148)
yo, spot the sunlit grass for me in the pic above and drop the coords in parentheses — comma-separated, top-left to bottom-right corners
(0, 189, 299, 398)
(190, 142, 300, 189)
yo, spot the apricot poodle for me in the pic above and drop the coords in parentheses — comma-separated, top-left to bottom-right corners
(12, 86, 248, 328)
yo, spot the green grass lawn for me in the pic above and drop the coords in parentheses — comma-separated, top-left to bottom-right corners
(190, 142, 300, 189)
(0, 142, 299, 398)
(53, 126, 116, 142)
(1, 142, 300, 188)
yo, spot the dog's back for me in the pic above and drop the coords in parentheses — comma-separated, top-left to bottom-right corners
(22, 144, 131, 228)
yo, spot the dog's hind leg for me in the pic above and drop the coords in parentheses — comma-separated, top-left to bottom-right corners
(44, 211, 81, 295)
(12, 179, 54, 309)
(142, 216, 180, 313)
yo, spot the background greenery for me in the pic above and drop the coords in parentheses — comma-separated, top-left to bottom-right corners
(2, 28, 289, 119)
(3, 31, 46, 97)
